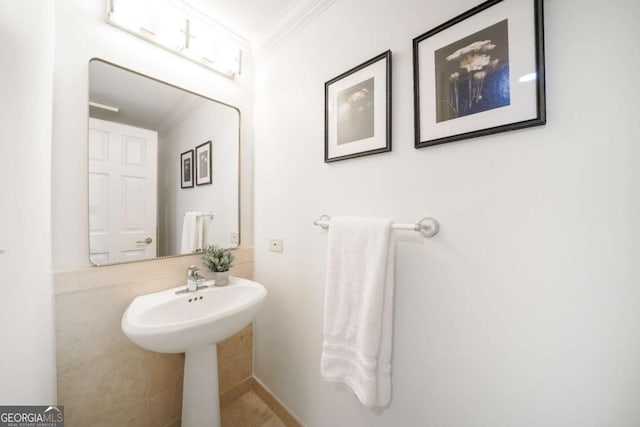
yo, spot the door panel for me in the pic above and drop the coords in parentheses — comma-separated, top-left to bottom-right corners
(122, 135, 146, 166)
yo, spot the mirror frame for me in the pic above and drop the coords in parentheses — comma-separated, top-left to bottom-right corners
(87, 58, 241, 267)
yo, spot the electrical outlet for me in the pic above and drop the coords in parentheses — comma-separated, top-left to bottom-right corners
(230, 232, 239, 245)
(269, 238, 283, 253)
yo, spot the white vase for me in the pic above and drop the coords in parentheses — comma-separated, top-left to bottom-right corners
(214, 271, 229, 286)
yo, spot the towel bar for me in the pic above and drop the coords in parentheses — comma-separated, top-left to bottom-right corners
(313, 215, 439, 238)
(184, 211, 214, 219)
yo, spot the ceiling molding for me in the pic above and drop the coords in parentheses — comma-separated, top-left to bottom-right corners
(255, 0, 338, 55)
(158, 94, 203, 132)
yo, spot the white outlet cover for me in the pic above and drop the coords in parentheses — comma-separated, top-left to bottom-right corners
(230, 232, 239, 244)
(269, 239, 283, 253)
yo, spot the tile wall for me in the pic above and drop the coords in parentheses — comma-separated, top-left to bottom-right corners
(54, 248, 253, 427)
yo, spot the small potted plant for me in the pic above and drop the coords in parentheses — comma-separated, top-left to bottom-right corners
(201, 245, 235, 286)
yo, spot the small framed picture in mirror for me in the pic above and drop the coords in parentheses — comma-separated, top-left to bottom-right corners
(196, 141, 212, 186)
(180, 149, 194, 189)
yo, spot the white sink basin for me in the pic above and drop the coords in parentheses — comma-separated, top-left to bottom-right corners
(122, 277, 266, 353)
(121, 276, 267, 427)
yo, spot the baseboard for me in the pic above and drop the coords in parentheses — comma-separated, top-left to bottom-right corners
(219, 376, 254, 407)
(251, 377, 303, 427)
(219, 376, 303, 426)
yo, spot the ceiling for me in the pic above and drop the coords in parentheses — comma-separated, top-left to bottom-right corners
(89, 60, 198, 130)
(182, 0, 295, 43)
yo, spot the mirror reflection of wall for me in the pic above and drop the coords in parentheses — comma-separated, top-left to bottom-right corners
(88, 59, 240, 266)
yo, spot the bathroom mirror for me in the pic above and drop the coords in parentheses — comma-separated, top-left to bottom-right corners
(88, 59, 240, 266)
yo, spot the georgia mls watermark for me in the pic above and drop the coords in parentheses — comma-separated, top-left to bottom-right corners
(0, 406, 64, 427)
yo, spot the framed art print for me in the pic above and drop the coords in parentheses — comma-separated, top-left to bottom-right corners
(413, 0, 545, 148)
(195, 140, 212, 186)
(180, 149, 194, 189)
(325, 50, 392, 162)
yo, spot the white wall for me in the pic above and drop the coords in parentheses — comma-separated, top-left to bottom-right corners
(52, 0, 254, 270)
(158, 98, 240, 254)
(0, 0, 56, 403)
(253, 0, 640, 426)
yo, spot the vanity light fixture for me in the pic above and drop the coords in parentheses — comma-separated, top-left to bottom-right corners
(106, 0, 242, 79)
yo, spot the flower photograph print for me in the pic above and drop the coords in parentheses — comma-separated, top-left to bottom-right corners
(435, 20, 510, 122)
(413, 0, 545, 148)
(325, 51, 391, 162)
(337, 77, 375, 145)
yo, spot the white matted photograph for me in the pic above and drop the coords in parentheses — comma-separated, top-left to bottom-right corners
(195, 140, 212, 186)
(413, 0, 545, 148)
(325, 50, 392, 162)
(180, 149, 194, 189)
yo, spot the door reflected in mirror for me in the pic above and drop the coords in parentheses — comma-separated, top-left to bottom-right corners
(88, 59, 240, 266)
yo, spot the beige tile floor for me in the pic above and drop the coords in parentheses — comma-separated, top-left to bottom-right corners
(221, 391, 286, 427)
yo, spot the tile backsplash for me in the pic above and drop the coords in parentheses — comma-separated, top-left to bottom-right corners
(55, 248, 254, 427)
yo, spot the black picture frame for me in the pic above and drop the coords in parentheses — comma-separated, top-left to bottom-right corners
(324, 50, 392, 163)
(195, 140, 212, 186)
(413, 0, 545, 148)
(180, 149, 194, 189)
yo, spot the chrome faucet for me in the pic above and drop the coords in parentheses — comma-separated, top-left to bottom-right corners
(186, 265, 206, 292)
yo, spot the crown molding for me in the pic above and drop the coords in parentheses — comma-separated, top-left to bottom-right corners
(158, 95, 203, 132)
(255, 0, 338, 55)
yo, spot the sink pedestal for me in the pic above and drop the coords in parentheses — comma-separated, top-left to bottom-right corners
(121, 278, 267, 426)
(182, 344, 220, 427)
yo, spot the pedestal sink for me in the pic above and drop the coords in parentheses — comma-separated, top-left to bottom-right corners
(121, 277, 267, 427)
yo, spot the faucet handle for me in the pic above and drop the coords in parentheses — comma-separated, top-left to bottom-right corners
(187, 265, 199, 276)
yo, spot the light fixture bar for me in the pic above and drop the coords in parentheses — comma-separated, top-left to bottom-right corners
(105, 0, 241, 79)
(89, 101, 120, 113)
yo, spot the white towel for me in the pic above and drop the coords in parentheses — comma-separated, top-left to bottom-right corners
(321, 216, 395, 407)
(180, 212, 203, 254)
